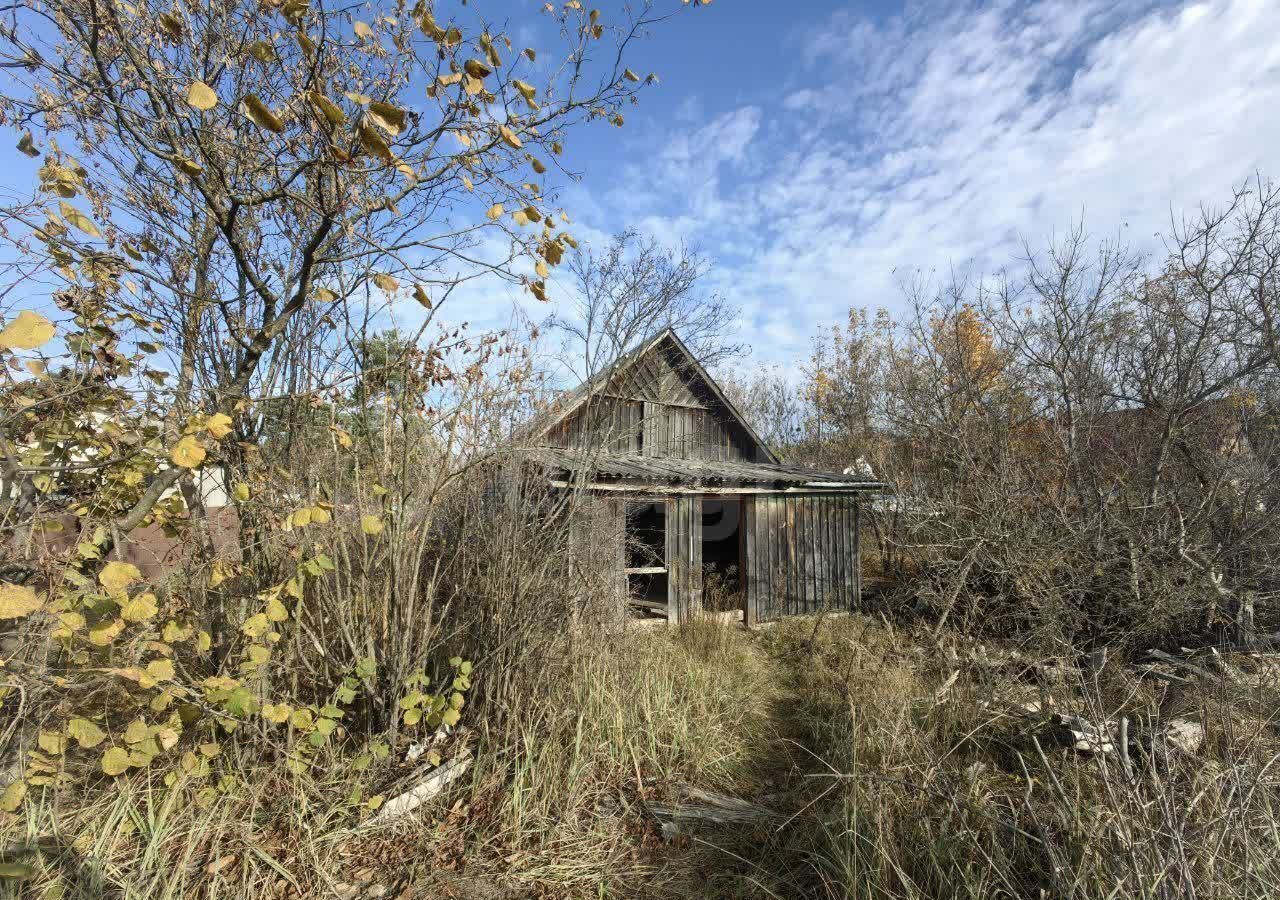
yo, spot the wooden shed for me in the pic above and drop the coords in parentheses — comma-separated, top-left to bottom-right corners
(527, 329, 883, 625)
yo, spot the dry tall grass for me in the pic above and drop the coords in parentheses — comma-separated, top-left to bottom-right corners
(6, 609, 1277, 899)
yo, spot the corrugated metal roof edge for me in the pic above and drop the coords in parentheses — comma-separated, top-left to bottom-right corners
(524, 448, 886, 491)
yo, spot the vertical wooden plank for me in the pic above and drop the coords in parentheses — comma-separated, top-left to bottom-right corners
(766, 496, 779, 621)
(784, 497, 796, 616)
(690, 495, 703, 618)
(823, 495, 835, 609)
(802, 497, 813, 614)
(798, 496, 808, 617)
(743, 496, 756, 626)
(758, 496, 771, 622)
(665, 496, 679, 621)
(757, 496, 770, 622)
(846, 496, 856, 610)
(665, 495, 704, 623)
(609, 497, 627, 620)
(853, 498, 862, 611)
(814, 497, 822, 613)
(643, 401, 658, 458)
(835, 495, 848, 611)
(814, 499, 824, 611)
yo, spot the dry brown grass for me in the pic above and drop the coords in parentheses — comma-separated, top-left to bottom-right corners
(6, 612, 1278, 899)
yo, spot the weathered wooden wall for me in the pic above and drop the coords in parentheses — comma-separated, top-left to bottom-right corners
(665, 495, 703, 622)
(743, 495, 861, 624)
(546, 341, 764, 463)
(568, 495, 628, 624)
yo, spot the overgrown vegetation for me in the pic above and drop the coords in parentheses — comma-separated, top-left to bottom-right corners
(1, 0, 1278, 897)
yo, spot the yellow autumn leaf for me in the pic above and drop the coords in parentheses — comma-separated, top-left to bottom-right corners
(171, 434, 207, 469)
(0, 781, 26, 812)
(123, 719, 149, 745)
(463, 58, 492, 79)
(486, 203, 504, 220)
(67, 718, 106, 748)
(101, 747, 131, 776)
(187, 80, 218, 110)
(146, 659, 176, 682)
(353, 20, 373, 39)
(0, 310, 56, 351)
(265, 597, 289, 622)
(263, 703, 292, 724)
(413, 285, 432, 309)
(309, 506, 331, 524)
(367, 101, 406, 136)
(88, 618, 124, 646)
(100, 561, 141, 595)
(233, 482, 250, 503)
(291, 507, 313, 528)
(308, 91, 345, 125)
(38, 731, 67, 755)
(499, 125, 522, 149)
(624, 68, 639, 82)
(121, 592, 159, 623)
(60, 201, 101, 237)
(242, 612, 269, 638)
(0, 582, 42, 619)
(373, 273, 399, 293)
(206, 413, 233, 439)
(242, 94, 284, 133)
(357, 121, 392, 160)
(360, 515, 385, 536)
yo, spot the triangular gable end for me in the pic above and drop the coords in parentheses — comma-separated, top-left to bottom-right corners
(536, 328, 780, 465)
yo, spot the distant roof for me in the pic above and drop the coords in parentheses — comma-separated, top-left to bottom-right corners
(530, 448, 885, 493)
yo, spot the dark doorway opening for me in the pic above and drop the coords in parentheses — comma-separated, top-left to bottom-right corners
(701, 498, 743, 612)
(625, 500, 668, 617)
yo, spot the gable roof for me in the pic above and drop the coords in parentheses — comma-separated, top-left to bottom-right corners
(529, 328, 782, 465)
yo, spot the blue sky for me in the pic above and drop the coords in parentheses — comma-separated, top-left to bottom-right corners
(4, 0, 1277, 375)
(497, 0, 1280, 369)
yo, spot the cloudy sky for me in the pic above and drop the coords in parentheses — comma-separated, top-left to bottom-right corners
(2, 0, 1275, 372)
(512, 0, 1280, 367)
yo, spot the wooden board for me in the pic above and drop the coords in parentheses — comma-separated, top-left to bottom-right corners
(743, 494, 862, 624)
(665, 495, 703, 623)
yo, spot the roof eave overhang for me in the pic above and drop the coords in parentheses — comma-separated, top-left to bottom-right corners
(547, 476, 886, 496)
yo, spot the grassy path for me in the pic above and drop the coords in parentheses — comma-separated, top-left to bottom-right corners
(645, 624, 840, 899)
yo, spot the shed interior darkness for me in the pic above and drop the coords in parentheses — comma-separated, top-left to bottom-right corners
(625, 500, 668, 611)
(700, 498, 743, 611)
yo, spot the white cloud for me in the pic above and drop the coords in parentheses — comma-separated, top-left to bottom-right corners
(573, 0, 1280, 367)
